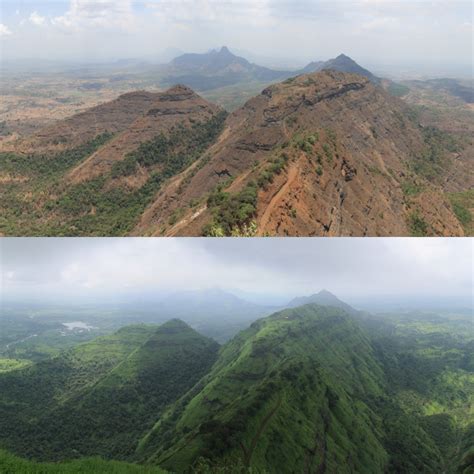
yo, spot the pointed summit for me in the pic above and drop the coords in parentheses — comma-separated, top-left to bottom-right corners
(219, 46, 232, 55)
(300, 53, 379, 83)
(286, 290, 357, 315)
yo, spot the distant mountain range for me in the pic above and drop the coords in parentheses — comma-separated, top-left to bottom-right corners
(162, 46, 379, 90)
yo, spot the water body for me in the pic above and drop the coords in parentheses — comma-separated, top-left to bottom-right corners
(62, 321, 96, 331)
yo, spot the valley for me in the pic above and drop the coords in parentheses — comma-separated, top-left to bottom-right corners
(0, 292, 472, 473)
(1, 48, 472, 237)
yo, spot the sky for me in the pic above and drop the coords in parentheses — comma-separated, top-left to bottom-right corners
(1, 238, 472, 309)
(0, 0, 472, 75)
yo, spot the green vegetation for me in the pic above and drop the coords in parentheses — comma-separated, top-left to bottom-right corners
(387, 82, 410, 97)
(139, 305, 390, 473)
(111, 112, 227, 178)
(412, 125, 460, 182)
(401, 180, 423, 197)
(448, 189, 473, 235)
(0, 132, 114, 179)
(408, 211, 429, 236)
(322, 143, 333, 163)
(0, 112, 227, 236)
(204, 182, 258, 236)
(0, 450, 166, 473)
(0, 321, 218, 462)
(0, 358, 31, 373)
(256, 153, 289, 189)
(1, 300, 472, 473)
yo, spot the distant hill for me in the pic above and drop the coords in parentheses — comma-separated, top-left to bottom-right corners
(300, 53, 380, 84)
(286, 289, 357, 314)
(163, 46, 291, 91)
(157, 289, 275, 341)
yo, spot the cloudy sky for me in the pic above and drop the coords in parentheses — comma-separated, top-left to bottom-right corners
(0, 0, 472, 74)
(0, 238, 472, 308)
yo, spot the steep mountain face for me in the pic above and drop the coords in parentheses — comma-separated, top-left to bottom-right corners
(137, 304, 442, 473)
(286, 289, 357, 315)
(1, 69, 467, 236)
(0, 321, 219, 461)
(135, 70, 463, 237)
(164, 46, 290, 90)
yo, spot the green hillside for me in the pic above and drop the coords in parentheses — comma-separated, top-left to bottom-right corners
(0, 321, 219, 462)
(0, 324, 156, 443)
(137, 305, 409, 472)
(1, 305, 471, 473)
(0, 449, 167, 473)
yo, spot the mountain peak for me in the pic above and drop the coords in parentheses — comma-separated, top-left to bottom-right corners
(287, 290, 356, 314)
(318, 288, 334, 296)
(334, 53, 352, 61)
(219, 46, 231, 54)
(158, 318, 192, 332)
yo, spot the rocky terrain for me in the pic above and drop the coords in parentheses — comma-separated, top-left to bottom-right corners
(0, 67, 470, 236)
(133, 70, 466, 237)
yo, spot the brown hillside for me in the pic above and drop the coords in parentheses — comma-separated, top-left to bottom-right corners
(67, 85, 222, 185)
(132, 71, 464, 236)
(13, 91, 164, 154)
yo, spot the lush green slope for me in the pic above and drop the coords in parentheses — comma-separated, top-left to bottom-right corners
(1, 304, 471, 473)
(0, 321, 219, 462)
(0, 324, 155, 437)
(0, 449, 166, 473)
(137, 305, 391, 472)
(364, 311, 474, 473)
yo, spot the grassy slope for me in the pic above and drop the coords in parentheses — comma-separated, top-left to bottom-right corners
(0, 321, 219, 462)
(139, 305, 392, 473)
(366, 312, 474, 473)
(0, 449, 166, 474)
(0, 325, 156, 457)
(28, 320, 219, 460)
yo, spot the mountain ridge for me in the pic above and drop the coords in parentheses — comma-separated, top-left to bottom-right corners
(0, 66, 468, 236)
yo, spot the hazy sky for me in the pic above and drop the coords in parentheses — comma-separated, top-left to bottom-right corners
(0, 0, 472, 73)
(1, 238, 472, 307)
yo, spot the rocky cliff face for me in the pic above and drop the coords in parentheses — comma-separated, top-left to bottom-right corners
(133, 71, 463, 236)
(1, 70, 466, 236)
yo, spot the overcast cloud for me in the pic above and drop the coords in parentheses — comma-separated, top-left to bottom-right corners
(0, 238, 472, 308)
(1, 0, 472, 75)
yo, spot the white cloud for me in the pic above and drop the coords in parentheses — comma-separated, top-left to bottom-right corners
(1, 238, 471, 308)
(29, 11, 46, 26)
(0, 23, 12, 36)
(52, 0, 135, 32)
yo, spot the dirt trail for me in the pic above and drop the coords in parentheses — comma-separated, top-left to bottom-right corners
(166, 206, 207, 236)
(258, 164, 299, 234)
